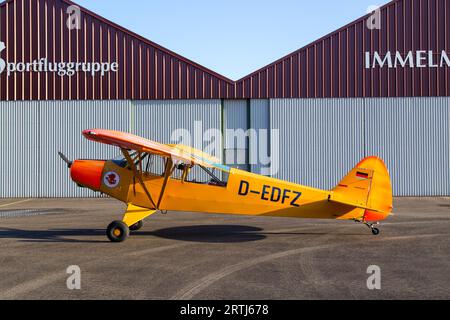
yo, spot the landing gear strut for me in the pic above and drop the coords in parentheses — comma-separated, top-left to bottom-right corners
(355, 220, 381, 236)
(365, 222, 380, 235)
(129, 220, 144, 231)
(106, 204, 159, 242)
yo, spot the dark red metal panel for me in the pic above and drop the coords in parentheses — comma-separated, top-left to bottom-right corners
(0, 0, 449, 100)
(0, 0, 234, 101)
(236, 0, 450, 98)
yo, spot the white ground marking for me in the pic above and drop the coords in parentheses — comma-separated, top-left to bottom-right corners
(0, 272, 65, 300)
(0, 199, 34, 208)
(0, 243, 192, 299)
(125, 243, 191, 257)
(171, 244, 335, 300)
(171, 233, 447, 300)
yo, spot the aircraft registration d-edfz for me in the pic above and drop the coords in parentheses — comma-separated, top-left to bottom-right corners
(59, 129, 393, 242)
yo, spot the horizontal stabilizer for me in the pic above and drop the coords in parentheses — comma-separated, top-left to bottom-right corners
(329, 197, 383, 213)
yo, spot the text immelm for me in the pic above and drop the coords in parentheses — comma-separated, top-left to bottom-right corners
(366, 50, 450, 69)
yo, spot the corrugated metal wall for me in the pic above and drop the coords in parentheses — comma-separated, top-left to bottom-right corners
(1, 97, 448, 197)
(0, 99, 222, 197)
(250, 99, 270, 175)
(134, 100, 221, 146)
(223, 100, 249, 171)
(0, 100, 130, 197)
(270, 97, 450, 196)
(0, 101, 40, 196)
(270, 99, 366, 190)
(134, 99, 222, 182)
(38, 100, 131, 197)
(365, 97, 450, 196)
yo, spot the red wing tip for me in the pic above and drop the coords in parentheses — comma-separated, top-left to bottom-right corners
(83, 129, 118, 138)
(83, 129, 97, 136)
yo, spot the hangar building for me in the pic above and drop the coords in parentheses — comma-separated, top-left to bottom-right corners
(0, 0, 449, 197)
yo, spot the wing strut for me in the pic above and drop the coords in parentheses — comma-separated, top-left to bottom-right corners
(157, 158, 174, 208)
(121, 148, 158, 209)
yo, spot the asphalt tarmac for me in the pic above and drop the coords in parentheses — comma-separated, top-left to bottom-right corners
(0, 197, 449, 300)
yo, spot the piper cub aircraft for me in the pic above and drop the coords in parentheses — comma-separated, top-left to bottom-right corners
(59, 129, 393, 242)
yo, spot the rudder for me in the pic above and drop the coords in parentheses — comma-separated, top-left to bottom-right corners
(331, 156, 393, 221)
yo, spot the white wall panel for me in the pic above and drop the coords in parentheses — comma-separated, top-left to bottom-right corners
(365, 97, 450, 196)
(270, 98, 365, 190)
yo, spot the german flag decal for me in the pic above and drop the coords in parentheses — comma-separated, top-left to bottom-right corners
(356, 171, 369, 179)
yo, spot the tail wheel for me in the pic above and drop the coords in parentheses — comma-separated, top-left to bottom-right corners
(129, 220, 144, 231)
(106, 221, 129, 242)
(371, 227, 380, 236)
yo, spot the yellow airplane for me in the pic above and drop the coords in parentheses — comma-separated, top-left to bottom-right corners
(59, 129, 393, 242)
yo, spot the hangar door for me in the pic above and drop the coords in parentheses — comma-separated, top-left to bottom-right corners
(223, 100, 250, 172)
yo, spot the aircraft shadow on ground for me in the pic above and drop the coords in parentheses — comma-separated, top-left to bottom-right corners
(0, 225, 268, 243)
(141, 225, 266, 243)
(0, 227, 109, 243)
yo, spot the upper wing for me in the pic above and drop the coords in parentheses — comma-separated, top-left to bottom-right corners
(82, 129, 228, 171)
(167, 144, 220, 164)
(167, 144, 231, 172)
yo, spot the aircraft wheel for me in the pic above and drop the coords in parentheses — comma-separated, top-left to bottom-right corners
(371, 227, 380, 236)
(129, 220, 144, 231)
(106, 221, 129, 242)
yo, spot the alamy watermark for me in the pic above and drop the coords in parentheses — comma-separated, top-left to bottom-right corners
(66, 265, 81, 290)
(366, 265, 381, 290)
(366, 5, 381, 30)
(171, 121, 279, 176)
(0, 6, 119, 78)
(66, 5, 81, 30)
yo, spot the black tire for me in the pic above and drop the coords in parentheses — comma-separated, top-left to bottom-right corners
(129, 220, 144, 231)
(106, 221, 130, 242)
(371, 227, 380, 236)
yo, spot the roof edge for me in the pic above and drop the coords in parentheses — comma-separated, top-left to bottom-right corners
(0, 0, 235, 84)
(236, 0, 397, 82)
(61, 0, 235, 84)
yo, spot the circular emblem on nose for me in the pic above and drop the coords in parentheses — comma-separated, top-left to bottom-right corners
(103, 171, 120, 188)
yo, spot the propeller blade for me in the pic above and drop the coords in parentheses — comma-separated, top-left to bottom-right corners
(58, 151, 73, 168)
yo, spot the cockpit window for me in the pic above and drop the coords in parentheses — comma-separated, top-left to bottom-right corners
(112, 153, 129, 168)
(142, 154, 166, 176)
(177, 164, 227, 187)
(112, 151, 228, 187)
(112, 152, 165, 175)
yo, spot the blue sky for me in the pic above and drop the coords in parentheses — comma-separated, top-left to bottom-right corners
(75, 0, 391, 80)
